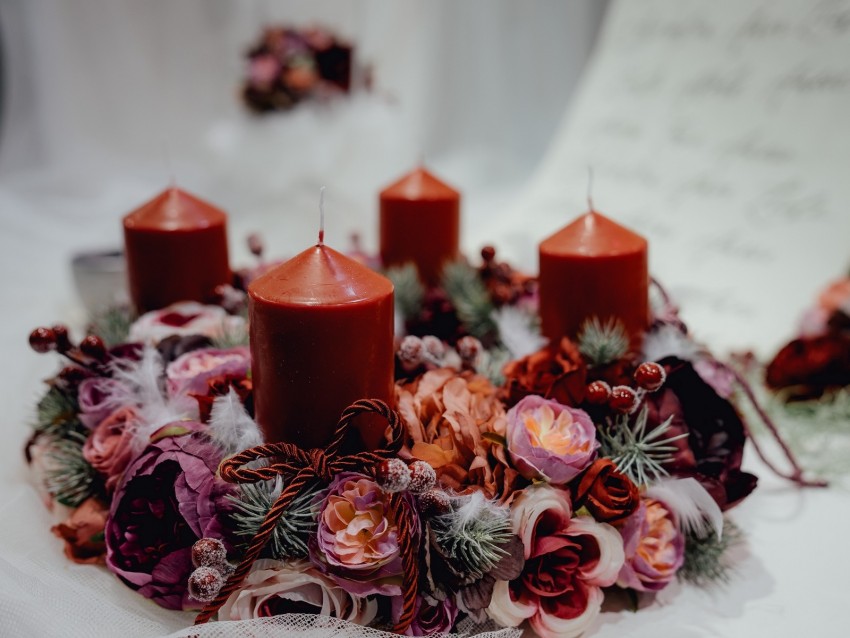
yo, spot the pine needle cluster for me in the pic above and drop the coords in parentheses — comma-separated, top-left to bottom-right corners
(597, 406, 687, 487)
(229, 477, 320, 559)
(577, 317, 630, 365)
(441, 261, 496, 340)
(431, 494, 513, 579)
(680, 519, 743, 586)
(89, 305, 134, 347)
(43, 431, 98, 507)
(385, 263, 425, 320)
(36, 386, 81, 437)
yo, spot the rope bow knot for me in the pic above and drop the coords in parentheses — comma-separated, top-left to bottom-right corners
(194, 398, 420, 632)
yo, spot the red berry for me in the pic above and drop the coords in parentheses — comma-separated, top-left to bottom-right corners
(418, 489, 452, 518)
(422, 336, 445, 361)
(609, 385, 638, 413)
(29, 327, 56, 353)
(52, 325, 72, 353)
(79, 335, 107, 361)
(375, 458, 411, 493)
(585, 380, 612, 404)
(634, 362, 666, 392)
(408, 460, 437, 494)
(192, 537, 227, 569)
(481, 246, 496, 262)
(188, 566, 223, 603)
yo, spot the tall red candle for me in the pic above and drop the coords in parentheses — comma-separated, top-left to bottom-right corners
(379, 166, 460, 286)
(538, 210, 648, 345)
(123, 187, 231, 314)
(248, 242, 395, 450)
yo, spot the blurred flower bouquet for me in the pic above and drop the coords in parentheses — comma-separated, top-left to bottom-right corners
(25, 250, 820, 638)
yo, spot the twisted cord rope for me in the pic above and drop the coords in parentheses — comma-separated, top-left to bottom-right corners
(194, 398, 418, 628)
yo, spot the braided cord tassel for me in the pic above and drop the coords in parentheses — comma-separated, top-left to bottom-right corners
(391, 493, 420, 634)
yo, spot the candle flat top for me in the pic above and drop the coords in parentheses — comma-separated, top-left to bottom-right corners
(123, 187, 227, 231)
(249, 244, 393, 306)
(540, 211, 647, 257)
(380, 167, 459, 202)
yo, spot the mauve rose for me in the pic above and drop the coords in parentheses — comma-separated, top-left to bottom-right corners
(220, 559, 378, 623)
(570, 459, 639, 525)
(617, 499, 684, 592)
(51, 497, 109, 564)
(506, 396, 597, 485)
(129, 301, 244, 344)
(502, 338, 587, 408)
(83, 406, 139, 493)
(488, 485, 624, 638)
(166, 347, 251, 398)
(105, 423, 234, 609)
(402, 595, 458, 636)
(309, 473, 416, 597)
(647, 358, 757, 510)
(78, 377, 131, 429)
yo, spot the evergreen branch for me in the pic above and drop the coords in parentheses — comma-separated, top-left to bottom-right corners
(441, 261, 496, 340)
(36, 386, 82, 437)
(43, 431, 97, 507)
(385, 264, 425, 320)
(89, 305, 134, 347)
(680, 519, 743, 587)
(577, 317, 629, 365)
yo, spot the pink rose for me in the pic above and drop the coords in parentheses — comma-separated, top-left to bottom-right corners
(83, 406, 139, 493)
(617, 498, 684, 592)
(78, 377, 131, 429)
(506, 396, 597, 484)
(129, 301, 245, 344)
(220, 559, 378, 623)
(488, 486, 624, 638)
(166, 347, 251, 398)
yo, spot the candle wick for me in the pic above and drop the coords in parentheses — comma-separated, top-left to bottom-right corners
(318, 186, 326, 246)
(586, 166, 595, 212)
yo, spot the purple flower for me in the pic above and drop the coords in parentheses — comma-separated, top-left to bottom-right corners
(399, 595, 459, 636)
(78, 377, 131, 429)
(309, 473, 417, 597)
(165, 347, 250, 398)
(105, 423, 234, 609)
(506, 396, 597, 484)
(617, 499, 684, 592)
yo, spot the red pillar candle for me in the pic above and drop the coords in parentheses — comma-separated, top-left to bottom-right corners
(538, 210, 649, 345)
(379, 166, 460, 286)
(123, 187, 231, 314)
(248, 242, 395, 450)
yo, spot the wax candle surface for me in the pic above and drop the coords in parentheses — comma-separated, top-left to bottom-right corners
(123, 187, 231, 314)
(379, 167, 460, 286)
(249, 244, 395, 449)
(538, 210, 649, 345)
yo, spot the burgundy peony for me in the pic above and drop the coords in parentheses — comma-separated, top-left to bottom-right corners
(646, 357, 757, 510)
(403, 595, 459, 636)
(82, 406, 139, 493)
(105, 422, 234, 609)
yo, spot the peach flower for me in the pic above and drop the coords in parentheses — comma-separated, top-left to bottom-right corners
(617, 498, 684, 592)
(396, 368, 521, 502)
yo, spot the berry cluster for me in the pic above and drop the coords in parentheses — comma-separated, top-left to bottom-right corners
(29, 325, 109, 372)
(187, 538, 233, 604)
(374, 458, 451, 519)
(585, 361, 667, 414)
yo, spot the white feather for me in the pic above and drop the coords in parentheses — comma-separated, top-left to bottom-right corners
(641, 324, 704, 362)
(493, 306, 547, 359)
(109, 346, 195, 447)
(208, 388, 263, 454)
(645, 477, 723, 540)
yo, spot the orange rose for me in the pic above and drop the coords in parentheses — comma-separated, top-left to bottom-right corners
(502, 338, 587, 408)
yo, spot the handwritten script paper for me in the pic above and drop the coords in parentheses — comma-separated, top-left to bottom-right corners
(504, 0, 850, 355)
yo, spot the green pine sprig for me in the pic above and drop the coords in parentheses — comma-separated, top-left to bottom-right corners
(680, 519, 743, 587)
(441, 261, 496, 340)
(577, 317, 629, 365)
(431, 493, 513, 580)
(228, 477, 320, 559)
(89, 305, 134, 347)
(385, 263, 425, 321)
(43, 432, 98, 507)
(597, 405, 688, 487)
(36, 386, 81, 437)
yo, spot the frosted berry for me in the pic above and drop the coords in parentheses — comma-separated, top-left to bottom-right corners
(398, 335, 425, 367)
(79, 335, 107, 361)
(247, 233, 264, 257)
(422, 335, 446, 361)
(375, 458, 411, 493)
(456, 336, 482, 366)
(634, 362, 666, 392)
(407, 460, 437, 494)
(52, 325, 72, 353)
(188, 566, 223, 603)
(29, 327, 56, 353)
(585, 380, 612, 405)
(609, 385, 638, 413)
(418, 489, 452, 518)
(192, 537, 227, 569)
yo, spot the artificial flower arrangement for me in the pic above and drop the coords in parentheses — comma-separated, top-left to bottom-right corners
(24, 247, 819, 638)
(241, 24, 366, 114)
